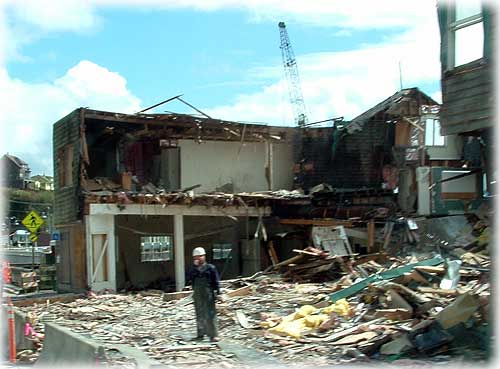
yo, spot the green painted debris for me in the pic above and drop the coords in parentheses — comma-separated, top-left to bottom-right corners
(329, 255, 444, 302)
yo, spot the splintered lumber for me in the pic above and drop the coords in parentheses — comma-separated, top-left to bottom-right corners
(373, 309, 412, 321)
(267, 241, 279, 265)
(414, 266, 446, 274)
(380, 282, 431, 304)
(331, 331, 378, 346)
(287, 259, 335, 272)
(367, 219, 375, 253)
(416, 287, 459, 296)
(382, 221, 394, 250)
(306, 319, 384, 343)
(163, 291, 192, 302)
(293, 249, 322, 256)
(280, 219, 354, 227)
(226, 285, 252, 298)
(12, 293, 81, 307)
(401, 270, 430, 285)
(272, 254, 305, 269)
(235, 310, 252, 329)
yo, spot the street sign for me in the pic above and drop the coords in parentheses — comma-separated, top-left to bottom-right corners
(52, 231, 60, 241)
(22, 210, 45, 233)
(29, 233, 38, 242)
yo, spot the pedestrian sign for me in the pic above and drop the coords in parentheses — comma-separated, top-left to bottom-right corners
(22, 210, 45, 233)
(29, 233, 38, 242)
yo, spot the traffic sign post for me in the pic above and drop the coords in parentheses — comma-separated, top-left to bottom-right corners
(22, 210, 45, 234)
(22, 211, 44, 287)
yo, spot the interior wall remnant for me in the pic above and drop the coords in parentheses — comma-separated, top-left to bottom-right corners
(183, 216, 241, 280)
(178, 139, 294, 193)
(161, 147, 180, 191)
(416, 167, 431, 215)
(398, 168, 417, 213)
(426, 134, 463, 160)
(115, 215, 175, 291)
(241, 239, 260, 277)
(114, 214, 254, 291)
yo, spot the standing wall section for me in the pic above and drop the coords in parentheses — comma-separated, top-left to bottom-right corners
(53, 108, 82, 225)
(53, 108, 85, 292)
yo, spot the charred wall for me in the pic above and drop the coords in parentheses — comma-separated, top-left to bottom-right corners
(300, 121, 394, 191)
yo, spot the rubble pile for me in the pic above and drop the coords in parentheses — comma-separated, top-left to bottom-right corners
(16, 244, 491, 367)
(267, 246, 350, 282)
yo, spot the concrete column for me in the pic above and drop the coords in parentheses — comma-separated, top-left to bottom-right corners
(174, 214, 185, 291)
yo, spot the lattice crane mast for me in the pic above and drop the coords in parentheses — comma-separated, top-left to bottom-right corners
(278, 21, 308, 127)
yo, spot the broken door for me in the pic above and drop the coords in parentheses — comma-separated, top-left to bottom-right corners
(86, 214, 116, 291)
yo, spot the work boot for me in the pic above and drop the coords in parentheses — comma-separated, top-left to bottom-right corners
(209, 337, 219, 342)
(191, 335, 204, 341)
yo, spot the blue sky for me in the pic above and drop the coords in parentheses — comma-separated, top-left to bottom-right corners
(1, 0, 443, 175)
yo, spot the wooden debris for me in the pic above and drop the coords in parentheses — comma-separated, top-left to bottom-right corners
(373, 309, 413, 321)
(416, 287, 459, 296)
(163, 291, 193, 302)
(331, 331, 378, 346)
(235, 310, 252, 329)
(226, 285, 252, 298)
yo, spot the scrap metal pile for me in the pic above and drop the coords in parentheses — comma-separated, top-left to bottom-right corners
(16, 243, 491, 367)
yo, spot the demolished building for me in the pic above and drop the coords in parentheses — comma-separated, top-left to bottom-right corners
(51, 85, 490, 294)
(53, 108, 305, 292)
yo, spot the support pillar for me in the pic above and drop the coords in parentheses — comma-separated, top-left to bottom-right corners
(174, 214, 185, 291)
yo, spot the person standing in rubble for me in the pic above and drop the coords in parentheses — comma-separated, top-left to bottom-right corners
(186, 247, 221, 342)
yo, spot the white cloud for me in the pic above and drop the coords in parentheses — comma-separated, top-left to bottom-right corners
(205, 15, 441, 125)
(0, 0, 444, 172)
(9, 0, 99, 32)
(0, 61, 141, 175)
(3, 0, 436, 38)
(94, 0, 436, 30)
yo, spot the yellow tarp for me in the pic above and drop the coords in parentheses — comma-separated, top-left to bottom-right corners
(267, 303, 335, 338)
(322, 298, 351, 316)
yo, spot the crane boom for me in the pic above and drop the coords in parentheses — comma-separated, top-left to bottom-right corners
(279, 21, 308, 127)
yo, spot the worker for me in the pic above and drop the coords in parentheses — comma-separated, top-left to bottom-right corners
(186, 247, 221, 342)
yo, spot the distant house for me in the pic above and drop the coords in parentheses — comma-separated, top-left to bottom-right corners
(29, 175, 54, 191)
(0, 154, 31, 189)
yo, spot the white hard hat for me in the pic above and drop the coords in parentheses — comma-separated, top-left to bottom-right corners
(192, 247, 206, 257)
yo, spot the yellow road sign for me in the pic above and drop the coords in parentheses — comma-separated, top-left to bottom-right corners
(29, 233, 38, 242)
(22, 210, 45, 233)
